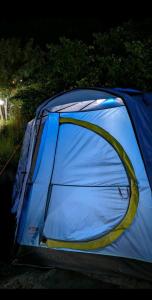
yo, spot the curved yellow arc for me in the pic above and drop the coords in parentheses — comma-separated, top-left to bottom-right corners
(45, 117, 139, 250)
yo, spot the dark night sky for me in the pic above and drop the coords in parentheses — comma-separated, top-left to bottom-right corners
(0, 17, 128, 42)
(0, 0, 151, 45)
(0, 16, 148, 44)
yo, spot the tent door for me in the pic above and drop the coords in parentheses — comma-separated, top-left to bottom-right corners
(41, 114, 134, 249)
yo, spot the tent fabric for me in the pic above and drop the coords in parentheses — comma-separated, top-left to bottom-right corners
(40, 88, 152, 190)
(101, 88, 152, 190)
(35, 87, 152, 190)
(36, 89, 124, 116)
(44, 97, 124, 113)
(12, 120, 35, 219)
(12, 87, 152, 266)
(124, 93, 152, 189)
(14, 107, 152, 263)
(44, 185, 130, 242)
(17, 114, 59, 245)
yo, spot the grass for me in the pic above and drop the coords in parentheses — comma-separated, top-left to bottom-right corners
(0, 117, 24, 171)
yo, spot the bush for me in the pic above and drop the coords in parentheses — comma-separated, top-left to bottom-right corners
(0, 20, 152, 122)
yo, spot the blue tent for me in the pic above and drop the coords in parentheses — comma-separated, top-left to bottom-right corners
(12, 88, 152, 282)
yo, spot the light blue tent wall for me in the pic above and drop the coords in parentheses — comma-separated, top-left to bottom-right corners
(12, 88, 152, 266)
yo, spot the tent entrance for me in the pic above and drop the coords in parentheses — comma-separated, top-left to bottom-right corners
(40, 115, 138, 250)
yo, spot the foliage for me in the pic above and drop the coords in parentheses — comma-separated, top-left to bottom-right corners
(0, 20, 152, 123)
(0, 118, 23, 169)
(0, 20, 152, 170)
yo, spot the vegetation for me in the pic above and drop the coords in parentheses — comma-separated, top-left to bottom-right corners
(0, 20, 152, 170)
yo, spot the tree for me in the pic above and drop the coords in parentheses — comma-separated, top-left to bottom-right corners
(0, 20, 152, 122)
(0, 38, 46, 121)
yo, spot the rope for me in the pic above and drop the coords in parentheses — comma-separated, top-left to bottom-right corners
(0, 144, 21, 177)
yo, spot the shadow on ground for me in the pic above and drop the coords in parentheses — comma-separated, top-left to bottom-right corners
(0, 263, 120, 289)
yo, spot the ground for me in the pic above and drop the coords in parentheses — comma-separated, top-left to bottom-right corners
(1, 261, 152, 289)
(0, 262, 120, 289)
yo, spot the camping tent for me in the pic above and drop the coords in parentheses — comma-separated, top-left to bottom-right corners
(11, 88, 152, 283)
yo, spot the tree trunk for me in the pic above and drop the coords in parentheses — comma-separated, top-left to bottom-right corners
(0, 106, 4, 121)
(4, 99, 8, 120)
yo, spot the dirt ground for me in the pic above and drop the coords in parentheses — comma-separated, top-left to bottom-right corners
(0, 262, 121, 289)
(1, 261, 152, 289)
